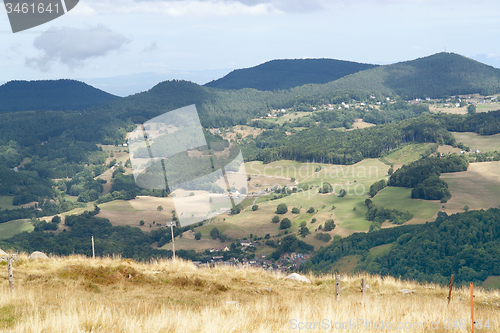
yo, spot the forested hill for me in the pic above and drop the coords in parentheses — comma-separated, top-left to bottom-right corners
(204, 58, 379, 91)
(303, 208, 500, 286)
(323, 52, 500, 99)
(0, 79, 120, 113)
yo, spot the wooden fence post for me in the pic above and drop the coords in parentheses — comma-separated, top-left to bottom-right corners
(335, 274, 341, 302)
(447, 274, 453, 305)
(470, 283, 474, 333)
(361, 278, 366, 299)
(8, 257, 14, 293)
(92, 236, 95, 259)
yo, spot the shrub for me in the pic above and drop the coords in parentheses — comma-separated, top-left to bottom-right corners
(210, 227, 220, 239)
(252, 205, 259, 211)
(291, 207, 300, 214)
(315, 233, 332, 242)
(324, 219, 336, 231)
(307, 207, 315, 213)
(280, 218, 291, 229)
(195, 232, 201, 240)
(276, 203, 288, 214)
(271, 215, 280, 223)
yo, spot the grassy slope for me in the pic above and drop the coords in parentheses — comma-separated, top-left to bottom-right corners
(0, 220, 33, 240)
(440, 161, 500, 215)
(380, 143, 436, 169)
(452, 132, 500, 152)
(1, 255, 499, 332)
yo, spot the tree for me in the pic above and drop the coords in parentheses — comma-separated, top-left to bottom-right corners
(324, 219, 336, 231)
(338, 189, 346, 197)
(210, 227, 220, 239)
(314, 233, 331, 242)
(276, 203, 288, 214)
(291, 207, 300, 214)
(157, 206, 163, 211)
(252, 205, 259, 211)
(307, 207, 315, 213)
(195, 232, 202, 240)
(139, 220, 145, 226)
(271, 215, 280, 223)
(280, 218, 291, 229)
(299, 225, 310, 237)
(51, 215, 61, 224)
(467, 104, 476, 114)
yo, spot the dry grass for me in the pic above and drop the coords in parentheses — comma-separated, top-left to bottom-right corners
(1, 255, 499, 332)
(440, 161, 500, 215)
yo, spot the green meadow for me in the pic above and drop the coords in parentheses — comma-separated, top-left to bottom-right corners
(0, 220, 34, 240)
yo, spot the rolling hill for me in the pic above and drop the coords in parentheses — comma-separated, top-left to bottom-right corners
(97, 53, 500, 129)
(0, 79, 120, 113)
(204, 58, 378, 91)
(319, 52, 500, 98)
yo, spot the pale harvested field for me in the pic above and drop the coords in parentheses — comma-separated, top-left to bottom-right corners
(437, 145, 462, 154)
(441, 161, 500, 215)
(350, 118, 376, 130)
(97, 198, 176, 231)
(0, 255, 499, 332)
(215, 125, 263, 141)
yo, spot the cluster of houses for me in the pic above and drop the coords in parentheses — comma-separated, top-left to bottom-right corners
(192, 240, 310, 272)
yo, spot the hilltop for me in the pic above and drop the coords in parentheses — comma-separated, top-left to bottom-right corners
(95, 53, 500, 129)
(0, 255, 498, 332)
(204, 58, 378, 91)
(321, 52, 500, 99)
(0, 79, 120, 113)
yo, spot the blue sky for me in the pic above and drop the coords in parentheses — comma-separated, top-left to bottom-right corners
(1, 0, 500, 96)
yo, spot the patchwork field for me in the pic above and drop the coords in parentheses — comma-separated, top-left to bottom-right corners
(168, 158, 446, 252)
(440, 161, 500, 215)
(452, 132, 500, 152)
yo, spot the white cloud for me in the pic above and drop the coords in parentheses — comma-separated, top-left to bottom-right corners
(25, 25, 130, 72)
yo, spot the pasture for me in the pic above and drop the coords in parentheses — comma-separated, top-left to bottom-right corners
(380, 143, 436, 169)
(96, 197, 176, 232)
(452, 132, 500, 152)
(440, 161, 500, 215)
(0, 219, 33, 240)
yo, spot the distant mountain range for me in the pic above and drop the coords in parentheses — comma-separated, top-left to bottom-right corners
(204, 58, 378, 91)
(2, 53, 500, 116)
(0, 79, 120, 113)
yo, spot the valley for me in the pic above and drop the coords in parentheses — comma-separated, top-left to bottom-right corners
(1, 53, 500, 291)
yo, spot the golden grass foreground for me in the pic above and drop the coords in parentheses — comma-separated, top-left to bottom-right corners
(1, 255, 499, 332)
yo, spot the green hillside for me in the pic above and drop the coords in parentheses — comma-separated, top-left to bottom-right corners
(304, 208, 500, 286)
(0, 79, 120, 113)
(322, 52, 500, 99)
(204, 58, 378, 91)
(95, 53, 500, 129)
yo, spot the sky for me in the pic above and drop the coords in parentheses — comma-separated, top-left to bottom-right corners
(1, 0, 500, 96)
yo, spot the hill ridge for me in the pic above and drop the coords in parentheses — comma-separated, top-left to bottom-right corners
(204, 58, 379, 91)
(0, 79, 120, 113)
